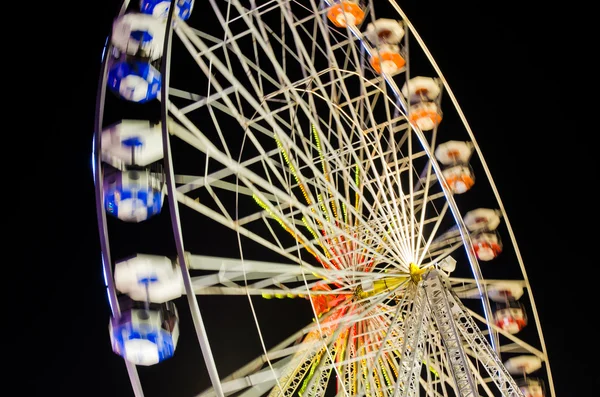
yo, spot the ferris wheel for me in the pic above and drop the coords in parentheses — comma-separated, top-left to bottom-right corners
(93, 1, 555, 396)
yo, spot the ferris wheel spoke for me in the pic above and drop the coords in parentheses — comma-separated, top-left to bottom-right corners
(166, 29, 410, 268)
(196, 309, 344, 397)
(204, 3, 420, 270)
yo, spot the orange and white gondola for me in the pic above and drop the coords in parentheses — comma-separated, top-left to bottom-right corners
(326, 0, 366, 28)
(364, 18, 406, 75)
(434, 140, 475, 194)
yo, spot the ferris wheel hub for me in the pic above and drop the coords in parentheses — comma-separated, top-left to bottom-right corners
(409, 263, 426, 284)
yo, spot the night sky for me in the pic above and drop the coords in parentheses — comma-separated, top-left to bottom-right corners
(31, 1, 595, 396)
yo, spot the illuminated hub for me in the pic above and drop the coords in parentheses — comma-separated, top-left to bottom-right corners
(351, 263, 428, 300)
(409, 263, 426, 284)
(356, 275, 408, 299)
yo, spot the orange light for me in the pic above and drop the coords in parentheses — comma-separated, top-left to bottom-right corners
(408, 108, 442, 129)
(327, 2, 365, 28)
(309, 283, 347, 316)
(445, 174, 475, 194)
(369, 51, 406, 74)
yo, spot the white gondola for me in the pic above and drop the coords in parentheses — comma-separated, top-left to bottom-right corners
(109, 299, 179, 366)
(112, 13, 166, 61)
(101, 120, 164, 167)
(402, 76, 441, 104)
(504, 355, 543, 375)
(487, 281, 525, 302)
(434, 140, 473, 165)
(463, 208, 502, 231)
(115, 254, 183, 303)
(438, 256, 457, 273)
(364, 18, 405, 45)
